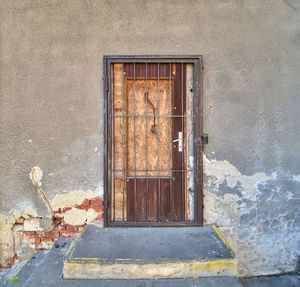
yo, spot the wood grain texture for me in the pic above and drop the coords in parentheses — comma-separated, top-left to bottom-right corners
(126, 178, 170, 222)
(126, 79, 172, 177)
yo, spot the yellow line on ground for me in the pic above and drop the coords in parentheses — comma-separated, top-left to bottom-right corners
(68, 226, 87, 260)
(212, 224, 235, 257)
(190, 259, 237, 271)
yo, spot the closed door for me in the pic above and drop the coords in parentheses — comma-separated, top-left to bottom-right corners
(104, 56, 203, 226)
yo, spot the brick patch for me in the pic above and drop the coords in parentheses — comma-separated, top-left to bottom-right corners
(11, 196, 104, 265)
(5, 255, 19, 267)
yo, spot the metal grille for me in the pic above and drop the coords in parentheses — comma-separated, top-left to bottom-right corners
(104, 56, 203, 227)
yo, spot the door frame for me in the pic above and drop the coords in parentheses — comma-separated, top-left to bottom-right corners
(103, 55, 203, 227)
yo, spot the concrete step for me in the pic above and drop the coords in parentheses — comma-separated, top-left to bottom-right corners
(63, 224, 237, 280)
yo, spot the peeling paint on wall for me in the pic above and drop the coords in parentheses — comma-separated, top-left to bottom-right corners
(0, 189, 104, 268)
(63, 208, 98, 225)
(50, 190, 97, 211)
(203, 154, 300, 277)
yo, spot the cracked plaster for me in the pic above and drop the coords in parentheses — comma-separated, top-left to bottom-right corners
(203, 155, 300, 276)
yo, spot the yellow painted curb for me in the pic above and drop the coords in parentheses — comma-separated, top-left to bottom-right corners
(212, 224, 235, 257)
(191, 259, 237, 271)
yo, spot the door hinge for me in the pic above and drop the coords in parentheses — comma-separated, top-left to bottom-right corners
(201, 134, 208, 144)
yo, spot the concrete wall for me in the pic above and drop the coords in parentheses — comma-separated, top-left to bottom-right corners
(0, 0, 299, 276)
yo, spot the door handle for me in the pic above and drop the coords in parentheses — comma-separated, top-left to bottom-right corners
(173, 132, 183, 152)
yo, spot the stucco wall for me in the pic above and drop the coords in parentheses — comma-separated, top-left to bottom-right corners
(0, 0, 299, 276)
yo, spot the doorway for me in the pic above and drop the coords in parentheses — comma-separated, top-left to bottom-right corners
(104, 56, 203, 226)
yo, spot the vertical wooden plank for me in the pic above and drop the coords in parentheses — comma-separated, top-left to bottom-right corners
(193, 57, 203, 225)
(172, 63, 184, 222)
(114, 178, 126, 221)
(126, 179, 134, 221)
(136, 179, 147, 222)
(182, 64, 187, 221)
(159, 178, 170, 222)
(148, 178, 158, 221)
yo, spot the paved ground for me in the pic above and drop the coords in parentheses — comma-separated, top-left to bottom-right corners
(1, 237, 299, 287)
(69, 225, 233, 264)
(239, 272, 300, 287)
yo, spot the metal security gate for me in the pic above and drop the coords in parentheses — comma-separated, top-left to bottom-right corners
(104, 56, 204, 227)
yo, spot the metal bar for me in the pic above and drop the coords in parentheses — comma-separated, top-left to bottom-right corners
(109, 221, 202, 227)
(107, 59, 113, 226)
(157, 63, 160, 222)
(121, 63, 125, 221)
(112, 115, 191, 118)
(104, 55, 202, 59)
(126, 77, 173, 80)
(113, 169, 192, 172)
(193, 58, 203, 225)
(134, 62, 137, 222)
(103, 57, 109, 227)
(112, 64, 115, 222)
(154, 63, 160, 222)
(108, 59, 198, 64)
(181, 63, 184, 221)
(169, 63, 172, 222)
(145, 63, 148, 222)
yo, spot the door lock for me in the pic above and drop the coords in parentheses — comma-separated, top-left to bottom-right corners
(173, 132, 183, 152)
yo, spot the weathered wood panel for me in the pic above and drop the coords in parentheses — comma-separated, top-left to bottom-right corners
(171, 63, 186, 222)
(112, 62, 188, 223)
(126, 79, 172, 177)
(126, 178, 170, 222)
(113, 178, 127, 221)
(113, 64, 127, 221)
(113, 63, 127, 178)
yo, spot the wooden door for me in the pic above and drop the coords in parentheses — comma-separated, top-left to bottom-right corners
(104, 57, 203, 227)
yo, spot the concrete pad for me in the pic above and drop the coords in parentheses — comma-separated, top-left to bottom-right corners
(2, 237, 298, 286)
(63, 225, 237, 279)
(1, 238, 243, 287)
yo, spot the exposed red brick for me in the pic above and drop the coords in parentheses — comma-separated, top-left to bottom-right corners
(15, 217, 25, 224)
(43, 231, 59, 238)
(60, 219, 67, 225)
(35, 231, 43, 237)
(4, 255, 19, 267)
(22, 231, 36, 237)
(60, 231, 76, 237)
(5, 257, 15, 267)
(54, 212, 64, 219)
(55, 224, 66, 231)
(90, 199, 103, 206)
(41, 237, 54, 242)
(35, 237, 41, 244)
(96, 214, 103, 220)
(65, 225, 78, 232)
(91, 206, 104, 213)
(81, 199, 90, 206)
